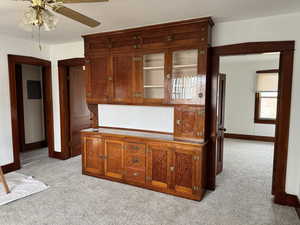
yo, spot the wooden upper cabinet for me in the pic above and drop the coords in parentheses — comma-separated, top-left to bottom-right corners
(167, 48, 207, 105)
(83, 17, 213, 106)
(146, 143, 172, 190)
(83, 136, 104, 175)
(112, 54, 135, 104)
(104, 139, 124, 179)
(174, 105, 205, 140)
(86, 56, 111, 103)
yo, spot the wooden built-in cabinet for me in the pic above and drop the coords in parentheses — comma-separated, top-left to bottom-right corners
(82, 128, 207, 201)
(83, 17, 213, 106)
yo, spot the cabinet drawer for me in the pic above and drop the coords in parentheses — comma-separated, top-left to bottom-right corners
(126, 153, 146, 170)
(125, 143, 146, 155)
(125, 168, 145, 184)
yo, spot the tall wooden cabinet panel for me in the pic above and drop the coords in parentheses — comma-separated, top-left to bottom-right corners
(104, 139, 124, 179)
(174, 106, 205, 140)
(146, 143, 172, 190)
(112, 54, 135, 104)
(86, 56, 111, 103)
(82, 136, 104, 175)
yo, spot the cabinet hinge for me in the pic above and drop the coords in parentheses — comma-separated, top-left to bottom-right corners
(192, 186, 200, 191)
(197, 109, 205, 116)
(133, 56, 142, 61)
(196, 132, 204, 137)
(82, 66, 86, 71)
(193, 156, 200, 160)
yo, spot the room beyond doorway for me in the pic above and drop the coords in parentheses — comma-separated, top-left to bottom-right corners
(5, 55, 55, 173)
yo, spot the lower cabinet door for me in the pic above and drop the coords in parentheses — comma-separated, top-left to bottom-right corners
(83, 136, 104, 175)
(104, 139, 124, 179)
(171, 146, 200, 196)
(146, 143, 172, 190)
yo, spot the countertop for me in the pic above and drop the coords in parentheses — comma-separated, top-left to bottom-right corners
(81, 127, 206, 146)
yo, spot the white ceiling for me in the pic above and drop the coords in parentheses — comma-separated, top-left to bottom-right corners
(1, 0, 300, 44)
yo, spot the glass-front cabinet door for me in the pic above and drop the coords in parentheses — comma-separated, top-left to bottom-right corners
(169, 49, 206, 105)
(141, 52, 166, 104)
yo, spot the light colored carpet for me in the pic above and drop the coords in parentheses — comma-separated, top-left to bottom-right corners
(0, 139, 299, 225)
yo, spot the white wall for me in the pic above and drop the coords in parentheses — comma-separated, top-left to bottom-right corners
(220, 54, 279, 137)
(213, 12, 300, 196)
(0, 36, 49, 166)
(99, 105, 174, 132)
(22, 64, 45, 144)
(49, 41, 84, 152)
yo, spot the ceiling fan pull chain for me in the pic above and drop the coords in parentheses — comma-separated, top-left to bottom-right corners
(39, 26, 42, 50)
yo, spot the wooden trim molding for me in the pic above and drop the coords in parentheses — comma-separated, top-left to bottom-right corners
(209, 41, 295, 207)
(7, 55, 55, 173)
(24, 140, 47, 151)
(224, 133, 275, 142)
(256, 69, 279, 74)
(274, 193, 300, 207)
(58, 58, 87, 159)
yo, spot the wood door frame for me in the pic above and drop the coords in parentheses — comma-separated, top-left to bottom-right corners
(209, 41, 296, 206)
(5, 55, 55, 173)
(58, 58, 85, 159)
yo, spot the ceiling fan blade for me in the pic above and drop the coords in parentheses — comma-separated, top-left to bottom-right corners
(59, 0, 109, 3)
(52, 5, 100, 27)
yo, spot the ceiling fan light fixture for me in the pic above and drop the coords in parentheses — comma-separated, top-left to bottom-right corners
(41, 9, 59, 31)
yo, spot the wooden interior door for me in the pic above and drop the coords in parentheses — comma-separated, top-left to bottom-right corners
(172, 147, 199, 196)
(104, 139, 124, 179)
(83, 136, 104, 175)
(216, 73, 226, 174)
(146, 143, 172, 189)
(69, 66, 91, 157)
(112, 54, 134, 103)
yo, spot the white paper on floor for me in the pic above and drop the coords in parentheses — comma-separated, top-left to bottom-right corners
(0, 172, 49, 206)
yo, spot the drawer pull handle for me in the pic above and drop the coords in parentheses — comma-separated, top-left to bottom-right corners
(133, 172, 139, 176)
(132, 158, 139, 163)
(131, 146, 139, 150)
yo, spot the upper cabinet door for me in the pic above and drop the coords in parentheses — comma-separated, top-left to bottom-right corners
(141, 52, 167, 104)
(168, 48, 207, 105)
(86, 56, 111, 104)
(112, 54, 135, 104)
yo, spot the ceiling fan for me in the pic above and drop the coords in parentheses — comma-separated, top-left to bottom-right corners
(17, 0, 108, 31)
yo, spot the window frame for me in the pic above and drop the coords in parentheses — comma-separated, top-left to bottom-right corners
(254, 92, 277, 124)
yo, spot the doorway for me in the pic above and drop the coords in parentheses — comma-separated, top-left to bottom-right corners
(208, 41, 297, 206)
(58, 58, 91, 159)
(7, 55, 54, 173)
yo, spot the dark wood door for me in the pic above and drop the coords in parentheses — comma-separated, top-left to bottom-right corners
(171, 147, 199, 196)
(112, 54, 134, 104)
(146, 143, 172, 190)
(83, 136, 104, 175)
(174, 106, 205, 140)
(85, 56, 111, 103)
(69, 66, 91, 157)
(216, 73, 226, 174)
(104, 139, 124, 179)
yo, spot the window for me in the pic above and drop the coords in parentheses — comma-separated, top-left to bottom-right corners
(254, 70, 278, 124)
(255, 92, 277, 124)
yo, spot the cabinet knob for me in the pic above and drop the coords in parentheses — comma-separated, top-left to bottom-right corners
(167, 35, 173, 41)
(170, 166, 175, 172)
(108, 77, 113, 81)
(133, 172, 139, 176)
(166, 74, 171, 79)
(132, 157, 140, 164)
(198, 93, 203, 98)
(133, 44, 141, 49)
(176, 120, 181, 125)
